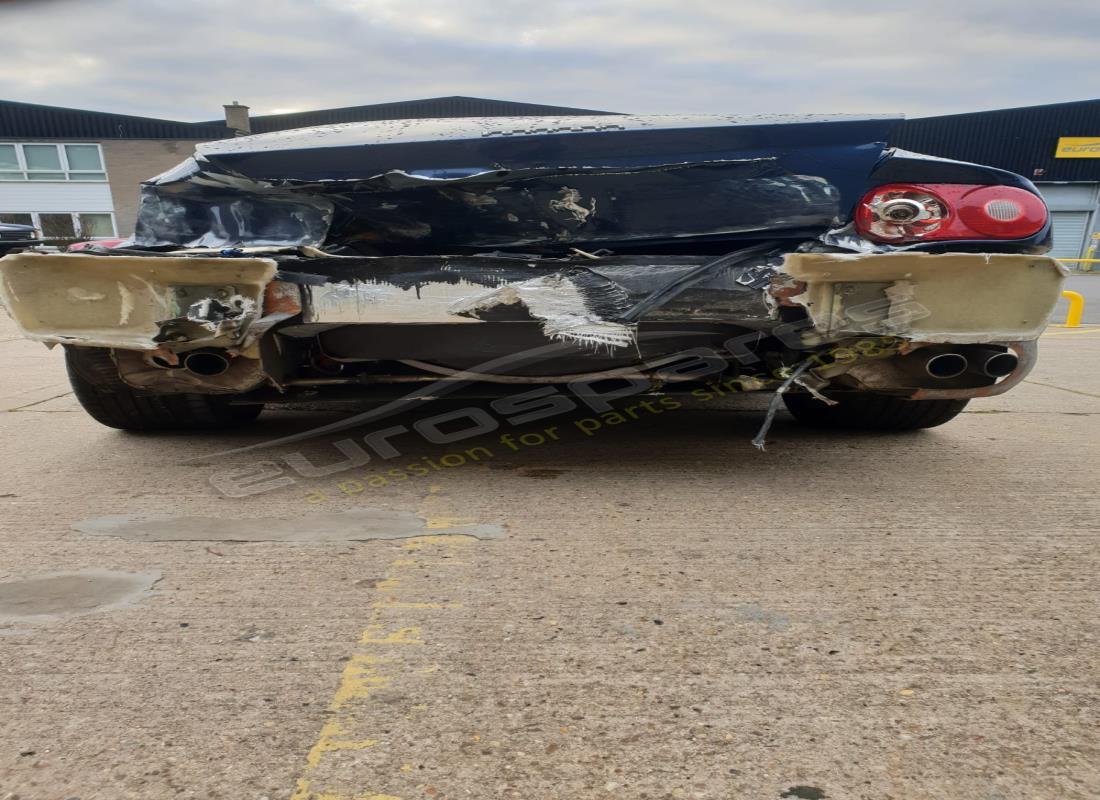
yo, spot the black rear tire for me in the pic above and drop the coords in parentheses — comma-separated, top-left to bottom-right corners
(783, 391, 968, 431)
(65, 346, 263, 431)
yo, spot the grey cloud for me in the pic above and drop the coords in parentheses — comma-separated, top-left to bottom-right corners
(0, 0, 1097, 120)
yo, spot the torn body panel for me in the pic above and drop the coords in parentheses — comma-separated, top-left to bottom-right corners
(299, 252, 777, 349)
(134, 157, 334, 249)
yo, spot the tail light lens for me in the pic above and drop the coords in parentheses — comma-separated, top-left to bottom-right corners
(854, 183, 1047, 243)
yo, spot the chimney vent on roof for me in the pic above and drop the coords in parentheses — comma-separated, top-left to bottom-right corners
(223, 101, 250, 134)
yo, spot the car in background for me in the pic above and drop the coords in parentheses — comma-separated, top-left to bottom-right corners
(0, 222, 40, 254)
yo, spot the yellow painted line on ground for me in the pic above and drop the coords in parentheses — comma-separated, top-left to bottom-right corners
(305, 720, 380, 768)
(1045, 327, 1100, 337)
(422, 515, 479, 528)
(328, 653, 394, 711)
(401, 533, 482, 548)
(290, 492, 480, 800)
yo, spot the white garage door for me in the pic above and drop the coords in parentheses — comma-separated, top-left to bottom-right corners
(1049, 211, 1091, 260)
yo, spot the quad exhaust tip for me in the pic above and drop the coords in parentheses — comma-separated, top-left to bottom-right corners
(925, 352, 968, 379)
(982, 352, 1018, 378)
(922, 349, 1019, 380)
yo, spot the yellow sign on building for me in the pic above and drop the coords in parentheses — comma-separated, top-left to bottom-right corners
(1055, 137, 1100, 158)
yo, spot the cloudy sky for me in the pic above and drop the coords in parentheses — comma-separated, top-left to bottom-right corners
(3, 0, 1098, 121)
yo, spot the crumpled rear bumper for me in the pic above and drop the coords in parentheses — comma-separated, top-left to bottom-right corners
(0, 249, 1066, 399)
(775, 251, 1066, 400)
(0, 252, 278, 351)
(779, 251, 1066, 345)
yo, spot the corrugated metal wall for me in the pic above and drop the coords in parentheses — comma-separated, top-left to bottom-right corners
(1038, 183, 1100, 260)
(1049, 211, 1092, 259)
(890, 99, 1100, 182)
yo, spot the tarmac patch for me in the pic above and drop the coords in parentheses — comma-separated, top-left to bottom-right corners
(735, 603, 789, 631)
(781, 787, 826, 800)
(0, 569, 160, 623)
(73, 509, 504, 543)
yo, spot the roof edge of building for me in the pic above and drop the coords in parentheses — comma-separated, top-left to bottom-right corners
(908, 97, 1100, 122)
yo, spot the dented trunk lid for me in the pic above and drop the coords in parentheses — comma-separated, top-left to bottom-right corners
(134, 114, 902, 252)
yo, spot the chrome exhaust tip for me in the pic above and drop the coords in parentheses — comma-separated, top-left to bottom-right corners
(924, 352, 968, 379)
(982, 352, 1019, 378)
(183, 350, 231, 376)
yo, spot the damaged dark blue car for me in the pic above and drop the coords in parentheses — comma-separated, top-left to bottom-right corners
(0, 114, 1066, 440)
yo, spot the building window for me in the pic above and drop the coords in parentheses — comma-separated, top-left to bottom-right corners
(0, 212, 34, 227)
(78, 213, 115, 238)
(0, 211, 116, 239)
(39, 213, 76, 238)
(0, 143, 107, 182)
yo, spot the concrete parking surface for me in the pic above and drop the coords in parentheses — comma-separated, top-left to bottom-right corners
(1, 311, 1098, 800)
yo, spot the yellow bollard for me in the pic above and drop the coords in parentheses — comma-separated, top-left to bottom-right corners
(1061, 290, 1084, 328)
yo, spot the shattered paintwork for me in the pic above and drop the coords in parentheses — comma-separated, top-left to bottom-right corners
(296, 250, 779, 348)
(309, 279, 485, 325)
(449, 273, 636, 349)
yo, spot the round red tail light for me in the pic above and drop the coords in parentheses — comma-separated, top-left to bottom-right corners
(856, 185, 949, 242)
(955, 185, 1047, 238)
(855, 183, 1047, 244)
